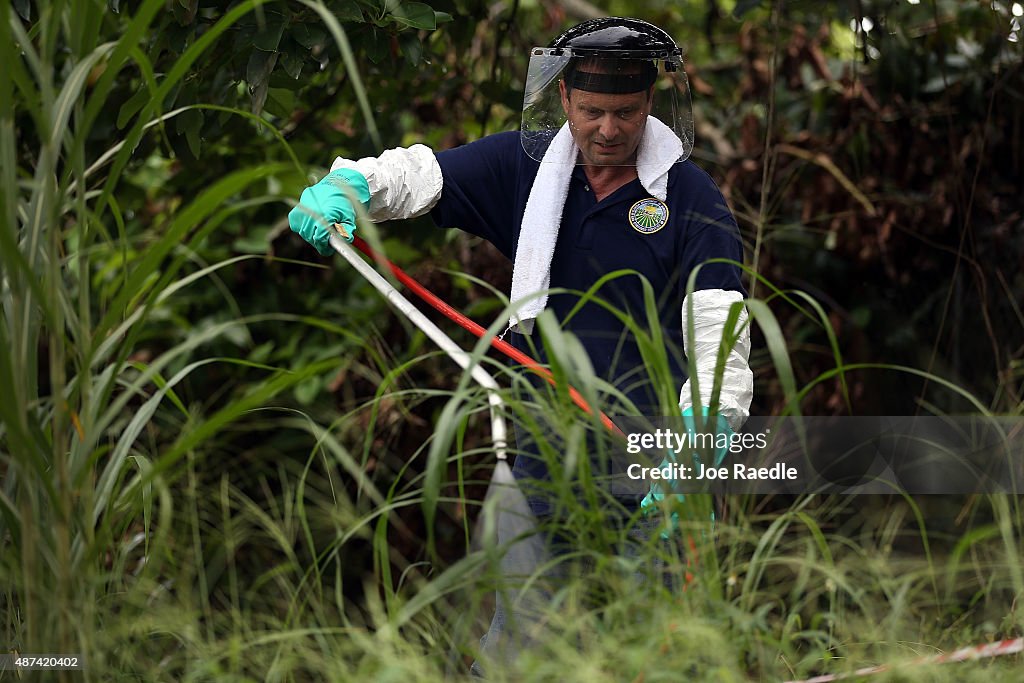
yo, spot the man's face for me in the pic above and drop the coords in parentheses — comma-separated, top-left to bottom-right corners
(559, 80, 652, 166)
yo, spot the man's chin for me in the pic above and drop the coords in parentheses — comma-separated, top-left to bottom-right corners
(588, 140, 642, 164)
(582, 149, 630, 166)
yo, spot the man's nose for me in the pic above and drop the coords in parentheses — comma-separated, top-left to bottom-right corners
(598, 114, 619, 140)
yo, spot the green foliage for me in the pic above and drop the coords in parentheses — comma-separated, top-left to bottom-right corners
(2, 0, 1023, 680)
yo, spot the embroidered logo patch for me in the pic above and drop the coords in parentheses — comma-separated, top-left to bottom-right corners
(628, 198, 669, 234)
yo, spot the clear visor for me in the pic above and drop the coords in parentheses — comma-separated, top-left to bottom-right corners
(522, 47, 694, 166)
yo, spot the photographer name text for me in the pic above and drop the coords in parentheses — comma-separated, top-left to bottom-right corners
(627, 461, 798, 481)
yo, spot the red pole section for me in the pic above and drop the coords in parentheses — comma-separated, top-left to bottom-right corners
(350, 236, 624, 438)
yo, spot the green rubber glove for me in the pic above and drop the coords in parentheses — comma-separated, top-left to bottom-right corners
(288, 168, 371, 256)
(641, 406, 733, 538)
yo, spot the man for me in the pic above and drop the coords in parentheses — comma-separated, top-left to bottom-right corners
(289, 16, 753, 671)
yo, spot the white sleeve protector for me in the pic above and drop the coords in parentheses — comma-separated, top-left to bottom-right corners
(330, 144, 443, 222)
(678, 288, 754, 433)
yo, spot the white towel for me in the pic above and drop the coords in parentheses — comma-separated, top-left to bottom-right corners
(509, 117, 684, 334)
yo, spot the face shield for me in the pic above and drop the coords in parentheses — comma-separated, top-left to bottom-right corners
(521, 47, 694, 166)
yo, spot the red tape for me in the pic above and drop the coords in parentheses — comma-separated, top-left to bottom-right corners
(784, 637, 1022, 683)
(350, 236, 624, 437)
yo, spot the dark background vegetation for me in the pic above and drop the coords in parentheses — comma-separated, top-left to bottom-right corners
(79, 0, 1021, 424)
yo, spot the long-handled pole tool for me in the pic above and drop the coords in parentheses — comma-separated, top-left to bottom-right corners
(327, 230, 533, 553)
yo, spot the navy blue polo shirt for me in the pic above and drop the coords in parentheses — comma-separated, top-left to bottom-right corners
(430, 131, 744, 513)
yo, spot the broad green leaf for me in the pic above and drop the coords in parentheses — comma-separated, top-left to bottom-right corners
(183, 115, 203, 158)
(290, 22, 327, 50)
(174, 106, 203, 138)
(246, 50, 279, 114)
(333, 0, 364, 22)
(280, 42, 304, 79)
(365, 28, 390, 64)
(252, 14, 287, 51)
(246, 49, 277, 88)
(264, 87, 296, 119)
(399, 33, 423, 65)
(390, 2, 436, 30)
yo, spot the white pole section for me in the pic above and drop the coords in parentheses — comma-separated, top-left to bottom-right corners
(328, 233, 509, 462)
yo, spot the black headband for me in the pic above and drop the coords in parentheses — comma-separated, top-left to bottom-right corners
(565, 63, 658, 94)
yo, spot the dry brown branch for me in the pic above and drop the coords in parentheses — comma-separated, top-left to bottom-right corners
(774, 143, 878, 217)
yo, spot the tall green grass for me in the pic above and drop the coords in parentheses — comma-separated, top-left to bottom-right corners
(0, 0, 328, 677)
(2, 1, 1022, 681)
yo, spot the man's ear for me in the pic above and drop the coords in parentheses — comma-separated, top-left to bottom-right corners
(559, 79, 570, 114)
